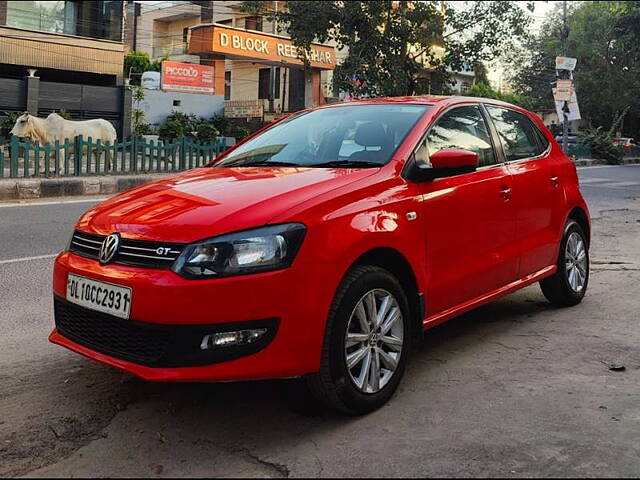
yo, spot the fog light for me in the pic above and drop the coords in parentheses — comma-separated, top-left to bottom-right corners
(200, 328, 267, 350)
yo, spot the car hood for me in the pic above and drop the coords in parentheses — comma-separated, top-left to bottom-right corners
(77, 167, 377, 242)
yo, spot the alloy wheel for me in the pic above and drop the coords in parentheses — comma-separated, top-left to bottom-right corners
(565, 231, 587, 292)
(344, 289, 404, 394)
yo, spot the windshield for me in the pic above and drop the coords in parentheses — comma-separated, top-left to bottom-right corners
(215, 104, 430, 168)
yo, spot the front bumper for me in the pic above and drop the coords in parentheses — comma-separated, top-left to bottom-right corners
(51, 252, 339, 382)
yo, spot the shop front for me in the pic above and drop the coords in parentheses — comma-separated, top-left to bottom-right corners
(188, 24, 336, 117)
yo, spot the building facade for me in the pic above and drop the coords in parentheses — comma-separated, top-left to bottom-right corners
(128, 1, 337, 118)
(0, 1, 130, 137)
(0, 1, 125, 85)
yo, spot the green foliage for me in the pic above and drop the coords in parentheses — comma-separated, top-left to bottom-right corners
(157, 118, 185, 141)
(245, 1, 533, 97)
(132, 86, 145, 103)
(56, 108, 72, 120)
(465, 82, 533, 109)
(1, 111, 19, 139)
(157, 111, 251, 142)
(124, 51, 167, 86)
(132, 109, 152, 136)
(163, 111, 201, 137)
(579, 127, 624, 164)
(227, 125, 251, 141)
(578, 108, 629, 164)
(196, 123, 220, 142)
(507, 1, 640, 136)
(210, 115, 232, 137)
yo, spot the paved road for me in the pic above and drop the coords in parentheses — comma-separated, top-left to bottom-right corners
(1, 166, 640, 477)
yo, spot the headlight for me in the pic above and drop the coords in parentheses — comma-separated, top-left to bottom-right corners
(172, 223, 306, 279)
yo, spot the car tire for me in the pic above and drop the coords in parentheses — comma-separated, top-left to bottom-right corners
(540, 219, 589, 307)
(306, 265, 411, 415)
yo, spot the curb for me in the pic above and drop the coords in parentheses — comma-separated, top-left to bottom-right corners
(571, 158, 640, 167)
(0, 173, 172, 201)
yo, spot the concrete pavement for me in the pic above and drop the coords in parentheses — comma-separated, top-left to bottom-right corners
(1, 166, 639, 477)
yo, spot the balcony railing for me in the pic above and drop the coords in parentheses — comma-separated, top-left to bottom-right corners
(152, 43, 188, 58)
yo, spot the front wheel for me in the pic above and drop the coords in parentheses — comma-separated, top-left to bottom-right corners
(540, 219, 589, 307)
(306, 266, 411, 415)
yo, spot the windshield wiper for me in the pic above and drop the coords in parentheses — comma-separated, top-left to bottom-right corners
(219, 160, 302, 167)
(308, 160, 383, 168)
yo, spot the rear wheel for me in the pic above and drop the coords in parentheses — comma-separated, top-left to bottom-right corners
(306, 266, 411, 414)
(540, 220, 589, 307)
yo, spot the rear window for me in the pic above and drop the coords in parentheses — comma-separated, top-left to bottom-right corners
(486, 106, 548, 161)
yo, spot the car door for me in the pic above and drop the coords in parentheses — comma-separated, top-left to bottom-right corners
(485, 106, 564, 277)
(416, 104, 519, 315)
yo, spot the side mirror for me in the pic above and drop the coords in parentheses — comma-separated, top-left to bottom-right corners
(406, 149, 479, 182)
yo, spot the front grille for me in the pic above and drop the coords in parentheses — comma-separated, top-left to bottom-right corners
(69, 230, 185, 269)
(53, 297, 280, 367)
(54, 296, 171, 365)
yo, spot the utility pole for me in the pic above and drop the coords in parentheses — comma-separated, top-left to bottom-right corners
(561, 0, 570, 154)
(268, 1, 278, 114)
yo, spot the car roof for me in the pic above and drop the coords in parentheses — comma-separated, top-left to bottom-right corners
(318, 95, 519, 109)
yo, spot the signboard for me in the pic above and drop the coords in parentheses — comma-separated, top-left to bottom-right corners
(554, 79, 573, 102)
(555, 56, 577, 71)
(553, 88, 581, 121)
(189, 25, 336, 70)
(161, 61, 215, 94)
(224, 100, 264, 118)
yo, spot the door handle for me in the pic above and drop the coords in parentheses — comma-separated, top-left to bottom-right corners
(500, 185, 511, 201)
(550, 175, 559, 187)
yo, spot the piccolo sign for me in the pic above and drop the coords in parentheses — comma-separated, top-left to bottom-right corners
(189, 24, 336, 70)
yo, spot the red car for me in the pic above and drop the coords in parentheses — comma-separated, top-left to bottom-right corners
(51, 96, 590, 414)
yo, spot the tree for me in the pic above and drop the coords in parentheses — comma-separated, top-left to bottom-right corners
(124, 51, 166, 86)
(465, 81, 532, 109)
(243, 1, 533, 97)
(507, 1, 640, 137)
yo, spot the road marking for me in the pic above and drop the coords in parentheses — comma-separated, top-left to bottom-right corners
(0, 197, 107, 208)
(0, 254, 58, 265)
(579, 178, 609, 184)
(578, 164, 640, 169)
(602, 181, 640, 187)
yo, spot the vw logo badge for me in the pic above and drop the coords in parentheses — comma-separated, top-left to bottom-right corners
(99, 233, 120, 264)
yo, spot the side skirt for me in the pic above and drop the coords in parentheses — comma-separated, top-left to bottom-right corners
(422, 265, 557, 330)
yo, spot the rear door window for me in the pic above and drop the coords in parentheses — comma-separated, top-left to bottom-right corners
(486, 106, 546, 161)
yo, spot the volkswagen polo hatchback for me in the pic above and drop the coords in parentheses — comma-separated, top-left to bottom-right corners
(51, 96, 590, 414)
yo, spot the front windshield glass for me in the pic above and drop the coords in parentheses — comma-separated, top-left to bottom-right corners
(215, 104, 430, 168)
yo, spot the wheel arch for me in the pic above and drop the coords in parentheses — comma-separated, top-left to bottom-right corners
(350, 247, 424, 344)
(567, 206, 590, 247)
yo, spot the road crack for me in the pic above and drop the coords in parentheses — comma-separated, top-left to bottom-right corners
(228, 447, 290, 478)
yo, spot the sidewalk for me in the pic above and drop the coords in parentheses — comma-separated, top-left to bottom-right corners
(0, 173, 172, 201)
(1, 158, 639, 201)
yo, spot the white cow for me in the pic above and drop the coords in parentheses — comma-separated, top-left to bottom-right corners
(10, 112, 117, 170)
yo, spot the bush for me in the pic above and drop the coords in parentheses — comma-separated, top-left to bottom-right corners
(158, 118, 185, 141)
(163, 111, 201, 138)
(1, 111, 19, 140)
(196, 123, 219, 142)
(579, 127, 624, 164)
(227, 124, 251, 141)
(578, 107, 629, 165)
(210, 115, 231, 137)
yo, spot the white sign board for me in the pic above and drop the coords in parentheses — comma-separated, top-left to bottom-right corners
(555, 56, 577, 71)
(554, 79, 573, 102)
(553, 88, 581, 121)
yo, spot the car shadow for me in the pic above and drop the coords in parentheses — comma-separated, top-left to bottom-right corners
(107, 286, 554, 419)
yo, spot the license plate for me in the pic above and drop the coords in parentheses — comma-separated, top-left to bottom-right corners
(66, 274, 132, 319)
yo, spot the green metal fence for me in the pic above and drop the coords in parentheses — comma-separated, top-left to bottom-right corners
(0, 135, 227, 179)
(566, 143, 592, 159)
